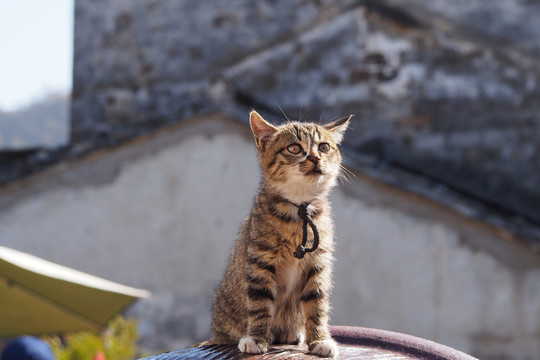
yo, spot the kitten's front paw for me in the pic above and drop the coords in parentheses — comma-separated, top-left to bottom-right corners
(238, 336, 268, 354)
(308, 339, 339, 358)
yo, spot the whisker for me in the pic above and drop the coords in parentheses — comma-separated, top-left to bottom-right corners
(341, 165, 356, 179)
(318, 105, 326, 124)
(337, 164, 356, 184)
(275, 100, 291, 124)
(337, 173, 352, 185)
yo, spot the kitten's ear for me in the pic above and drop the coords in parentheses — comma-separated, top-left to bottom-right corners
(250, 111, 278, 148)
(324, 115, 353, 144)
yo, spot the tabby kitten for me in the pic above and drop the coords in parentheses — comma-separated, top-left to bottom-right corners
(210, 110, 351, 357)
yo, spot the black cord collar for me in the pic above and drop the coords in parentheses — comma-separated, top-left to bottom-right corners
(291, 202, 320, 259)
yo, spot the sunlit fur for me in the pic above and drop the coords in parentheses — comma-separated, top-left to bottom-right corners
(209, 111, 351, 358)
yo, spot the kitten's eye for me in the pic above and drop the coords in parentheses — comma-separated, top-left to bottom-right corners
(319, 143, 331, 153)
(287, 144, 302, 154)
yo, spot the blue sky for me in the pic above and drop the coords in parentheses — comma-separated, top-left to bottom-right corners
(0, 1, 73, 112)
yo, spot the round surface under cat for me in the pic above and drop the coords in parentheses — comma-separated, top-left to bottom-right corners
(139, 326, 477, 360)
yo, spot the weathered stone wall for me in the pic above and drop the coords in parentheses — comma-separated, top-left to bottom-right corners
(1, 118, 539, 359)
(71, 0, 357, 135)
(71, 0, 540, 237)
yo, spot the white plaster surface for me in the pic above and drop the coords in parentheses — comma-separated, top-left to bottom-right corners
(1, 119, 539, 358)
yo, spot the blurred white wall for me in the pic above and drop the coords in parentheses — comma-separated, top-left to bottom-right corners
(0, 115, 539, 359)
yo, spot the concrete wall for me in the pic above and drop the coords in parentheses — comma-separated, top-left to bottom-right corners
(1, 117, 539, 359)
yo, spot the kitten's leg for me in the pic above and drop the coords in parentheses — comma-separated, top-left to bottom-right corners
(239, 258, 277, 353)
(300, 265, 339, 358)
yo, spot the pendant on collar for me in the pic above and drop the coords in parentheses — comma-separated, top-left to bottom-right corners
(293, 203, 320, 259)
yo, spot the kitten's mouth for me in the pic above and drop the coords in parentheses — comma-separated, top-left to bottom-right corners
(306, 169, 323, 176)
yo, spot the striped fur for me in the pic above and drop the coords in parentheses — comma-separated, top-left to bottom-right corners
(210, 111, 351, 357)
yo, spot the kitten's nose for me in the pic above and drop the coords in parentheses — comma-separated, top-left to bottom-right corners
(307, 154, 320, 164)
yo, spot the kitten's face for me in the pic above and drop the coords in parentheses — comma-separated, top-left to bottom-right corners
(250, 111, 351, 204)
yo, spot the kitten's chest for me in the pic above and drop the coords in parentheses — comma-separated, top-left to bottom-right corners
(272, 215, 329, 296)
(275, 255, 307, 299)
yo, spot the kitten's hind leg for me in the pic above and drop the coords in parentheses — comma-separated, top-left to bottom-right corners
(284, 329, 305, 345)
(203, 334, 234, 345)
(272, 329, 305, 345)
(295, 331, 306, 345)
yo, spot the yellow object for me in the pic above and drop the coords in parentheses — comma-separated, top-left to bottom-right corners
(0, 246, 150, 336)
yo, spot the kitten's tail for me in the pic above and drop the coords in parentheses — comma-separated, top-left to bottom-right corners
(189, 340, 210, 348)
(190, 336, 232, 347)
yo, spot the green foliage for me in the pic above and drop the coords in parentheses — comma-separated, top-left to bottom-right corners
(45, 316, 142, 360)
